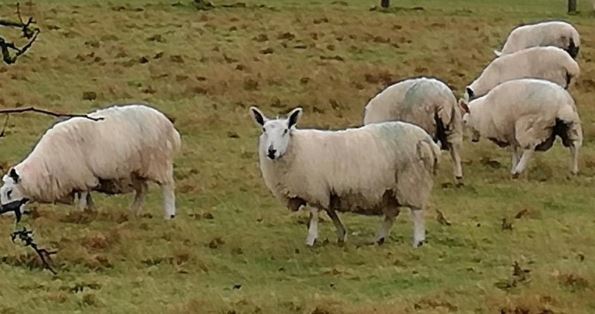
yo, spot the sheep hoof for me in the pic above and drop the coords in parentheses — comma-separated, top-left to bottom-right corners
(376, 237, 385, 245)
(511, 172, 520, 179)
(305, 238, 317, 247)
(170, 214, 176, 219)
(455, 177, 464, 187)
(413, 240, 425, 248)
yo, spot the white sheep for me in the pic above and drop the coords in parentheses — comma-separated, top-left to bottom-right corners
(460, 79, 582, 177)
(0, 104, 181, 219)
(249, 106, 440, 247)
(465, 46, 580, 102)
(494, 21, 580, 58)
(364, 77, 463, 182)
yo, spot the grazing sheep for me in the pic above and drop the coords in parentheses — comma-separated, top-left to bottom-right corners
(464, 46, 580, 101)
(0, 104, 181, 219)
(494, 21, 580, 58)
(364, 77, 463, 182)
(250, 106, 440, 247)
(460, 79, 582, 177)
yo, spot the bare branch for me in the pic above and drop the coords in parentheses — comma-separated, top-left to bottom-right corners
(0, 3, 40, 64)
(16, 3, 24, 24)
(0, 29, 38, 64)
(0, 107, 104, 121)
(11, 227, 57, 275)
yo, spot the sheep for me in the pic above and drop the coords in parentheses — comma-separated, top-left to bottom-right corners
(459, 79, 582, 177)
(249, 106, 440, 247)
(0, 104, 181, 219)
(364, 77, 463, 183)
(464, 46, 580, 102)
(494, 21, 580, 59)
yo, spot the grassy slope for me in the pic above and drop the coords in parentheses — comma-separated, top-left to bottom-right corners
(0, 0, 595, 313)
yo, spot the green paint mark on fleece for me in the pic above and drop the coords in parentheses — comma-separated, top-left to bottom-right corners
(372, 122, 412, 149)
(402, 80, 430, 111)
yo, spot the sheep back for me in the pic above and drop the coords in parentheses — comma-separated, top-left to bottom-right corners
(364, 77, 462, 150)
(469, 47, 580, 98)
(499, 21, 580, 57)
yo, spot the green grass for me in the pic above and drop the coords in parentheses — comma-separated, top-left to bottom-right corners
(0, 0, 595, 313)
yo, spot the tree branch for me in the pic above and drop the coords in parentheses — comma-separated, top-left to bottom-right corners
(11, 227, 57, 275)
(0, 3, 40, 64)
(0, 107, 104, 123)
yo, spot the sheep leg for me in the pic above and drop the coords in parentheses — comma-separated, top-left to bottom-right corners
(160, 183, 176, 220)
(305, 207, 319, 247)
(569, 144, 580, 175)
(86, 192, 95, 210)
(77, 191, 94, 210)
(325, 209, 346, 244)
(75, 192, 85, 210)
(130, 181, 148, 216)
(512, 148, 535, 178)
(511, 146, 520, 172)
(375, 216, 395, 245)
(376, 207, 400, 245)
(449, 144, 463, 184)
(411, 207, 425, 248)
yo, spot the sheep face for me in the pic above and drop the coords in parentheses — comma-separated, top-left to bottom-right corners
(250, 106, 303, 160)
(0, 168, 28, 206)
(459, 99, 480, 142)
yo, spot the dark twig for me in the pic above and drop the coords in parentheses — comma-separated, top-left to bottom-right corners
(16, 3, 24, 24)
(11, 227, 57, 275)
(0, 3, 40, 64)
(0, 107, 104, 121)
(0, 198, 28, 222)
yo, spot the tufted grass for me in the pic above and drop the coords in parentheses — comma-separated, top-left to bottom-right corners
(0, 0, 595, 312)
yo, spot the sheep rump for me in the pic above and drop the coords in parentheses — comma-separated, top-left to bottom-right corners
(363, 77, 463, 180)
(494, 21, 580, 58)
(466, 46, 580, 101)
(6, 104, 181, 217)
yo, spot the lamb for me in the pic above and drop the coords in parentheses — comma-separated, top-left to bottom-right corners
(494, 21, 580, 58)
(0, 104, 181, 219)
(249, 106, 440, 247)
(464, 46, 580, 102)
(364, 77, 463, 182)
(459, 79, 582, 177)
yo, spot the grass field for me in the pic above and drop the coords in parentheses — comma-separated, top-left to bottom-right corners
(1, 0, 595, 313)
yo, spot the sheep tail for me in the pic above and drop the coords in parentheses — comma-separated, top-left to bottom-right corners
(417, 138, 441, 175)
(493, 49, 502, 57)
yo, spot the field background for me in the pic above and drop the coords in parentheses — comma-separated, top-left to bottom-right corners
(0, 0, 595, 313)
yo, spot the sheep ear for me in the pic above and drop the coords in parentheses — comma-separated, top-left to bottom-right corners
(458, 99, 470, 114)
(8, 168, 19, 183)
(465, 87, 475, 100)
(287, 107, 303, 129)
(249, 106, 268, 127)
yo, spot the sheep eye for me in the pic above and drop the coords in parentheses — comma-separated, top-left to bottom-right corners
(7, 190, 12, 199)
(262, 128, 266, 133)
(283, 129, 288, 135)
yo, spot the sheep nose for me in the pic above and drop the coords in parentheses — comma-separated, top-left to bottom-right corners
(267, 148, 277, 159)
